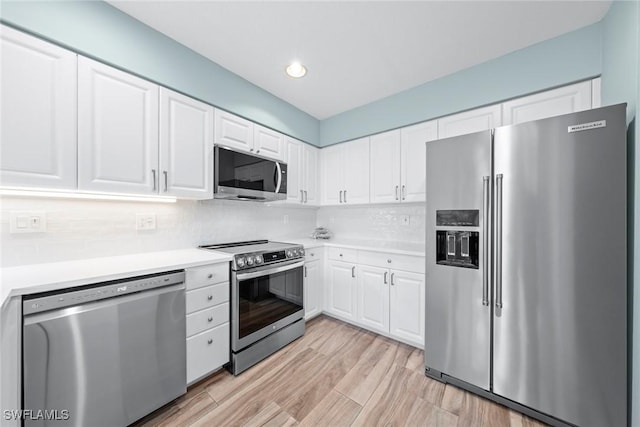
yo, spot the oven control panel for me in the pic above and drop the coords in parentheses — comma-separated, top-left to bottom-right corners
(234, 246, 305, 270)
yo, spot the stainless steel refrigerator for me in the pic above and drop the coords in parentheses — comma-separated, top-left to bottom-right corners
(424, 104, 627, 427)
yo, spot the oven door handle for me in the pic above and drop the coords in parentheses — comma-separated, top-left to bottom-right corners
(235, 259, 304, 281)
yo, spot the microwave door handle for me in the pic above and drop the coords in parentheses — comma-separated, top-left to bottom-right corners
(274, 162, 282, 193)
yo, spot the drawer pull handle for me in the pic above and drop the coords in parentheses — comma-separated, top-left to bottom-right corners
(207, 273, 213, 279)
(387, 259, 392, 263)
(339, 253, 343, 257)
(207, 339, 213, 345)
(207, 317, 213, 322)
(207, 295, 213, 301)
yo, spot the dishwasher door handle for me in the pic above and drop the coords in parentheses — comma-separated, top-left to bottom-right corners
(23, 283, 185, 324)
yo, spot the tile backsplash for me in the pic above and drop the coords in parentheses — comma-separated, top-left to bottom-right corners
(316, 203, 425, 244)
(0, 197, 426, 267)
(0, 197, 316, 267)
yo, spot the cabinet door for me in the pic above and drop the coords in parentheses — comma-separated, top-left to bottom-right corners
(390, 270, 424, 347)
(357, 265, 390, 334)
(254, 124, 284, 161)
(214, 109, 253, 152)
(369, 130, 401, 204)
(344, 137, 370, 204)
(437, 105, 502, 139)
(285, 137, 303, 204)
(160, 88, 214, 199)
(502, 80, 592, 126)
(321, 144, 344, 205)
(78, 57, 159, 194)
(401, 120, 437, 203)
(304, 260, 322, 320)
(325, 261, 357, 321)
(186, 322, 229, 385)
(302, 144, 320, 205)
(0, 25, 77, 189)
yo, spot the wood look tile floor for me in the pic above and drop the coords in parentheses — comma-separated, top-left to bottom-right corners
(134, 316, 547, 427)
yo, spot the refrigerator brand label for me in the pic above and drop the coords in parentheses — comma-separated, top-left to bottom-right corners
(568, 120, 606, 133)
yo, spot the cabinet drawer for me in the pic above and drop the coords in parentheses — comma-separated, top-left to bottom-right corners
(186, 262, 229, 290)
(186, 322, 229, 384)
(328, 247, 357, 263)
(358, 250, 424, 273)
(305, 247, 324, 261)
(186, 283, 229, 313)
(186, 303, 229, 337)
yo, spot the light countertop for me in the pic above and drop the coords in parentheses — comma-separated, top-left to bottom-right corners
(288, 237, 425, 257)
(1, 248, 231, 305)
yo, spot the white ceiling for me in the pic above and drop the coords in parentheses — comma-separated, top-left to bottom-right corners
(107, 1, 611, 120)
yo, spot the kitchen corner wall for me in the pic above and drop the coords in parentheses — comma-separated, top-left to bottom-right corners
(0, 197, 316, 267)
(316, 204, 425, 245)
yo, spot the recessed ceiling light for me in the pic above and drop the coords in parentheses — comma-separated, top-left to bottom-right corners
(285, 62, 307, 78)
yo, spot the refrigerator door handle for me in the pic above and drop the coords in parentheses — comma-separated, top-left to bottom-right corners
(496, 173, 503, 309)
(482, 176, 490, 306)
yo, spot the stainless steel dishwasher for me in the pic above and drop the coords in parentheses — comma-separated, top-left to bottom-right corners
(22, 270, 187, 427)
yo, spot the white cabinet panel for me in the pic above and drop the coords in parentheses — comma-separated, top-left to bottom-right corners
(591, 77, 601, 108)
(0, 25, 77, 189)
(78, 57, 159, 194)
(370, 130, 401, 204)
(160, 88, 214, 199)
(285, 137, 303, 203)
(254, 124, 283, 161)
(186, 303, 229, 337)
(303, 144, 320, 205)
(344, 137, 370, 204)
(438, 105, 502, 139)
(304, 260, 322, 320)
(502, 80, 593, 126)
(325, 260, 357, 321)
(185, 262, 229, 290)
(357, 265, 390, 334)
(186, 283, 229, 313)
(401, 120, 437, 203)
(186, 322, 229, 384)
(390, 270, 424, 347)
(321, 144, 344, 205)
(215, 109, 253, 152)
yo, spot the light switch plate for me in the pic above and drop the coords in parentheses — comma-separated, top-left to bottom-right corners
(10, 211, 47, 233)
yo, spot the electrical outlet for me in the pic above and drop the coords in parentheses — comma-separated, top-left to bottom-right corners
(10, 211, 46, 233)
(136, 214, 156, 230)
(400, 215, 410, 225)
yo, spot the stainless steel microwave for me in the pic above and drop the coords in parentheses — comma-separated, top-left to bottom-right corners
(214, 146, 287, 201)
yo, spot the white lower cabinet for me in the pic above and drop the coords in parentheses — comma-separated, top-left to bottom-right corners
(185, 263, 230, 385)
(325, 260, 357, 321)
(389, 270, 425, 347)
(304, 247, 324, 319)
(323, 247, 425, 348)
(357, 265, 390, 334)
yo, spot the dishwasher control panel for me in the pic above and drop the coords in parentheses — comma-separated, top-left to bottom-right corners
(23, 270, 185, 315)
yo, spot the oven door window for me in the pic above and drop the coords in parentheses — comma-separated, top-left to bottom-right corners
(237, 266, 303, 339)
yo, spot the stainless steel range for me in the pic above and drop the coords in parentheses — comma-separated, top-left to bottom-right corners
(199, 240, 305, 375)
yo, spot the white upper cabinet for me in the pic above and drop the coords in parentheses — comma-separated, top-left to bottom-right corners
(343, 137, 370, 204)
(254, 124, 283, 160)
(285, 138, 303, 203)
(0, 25, 77, 189)
(502, 80, 593, 126)
(285, 137, 319, 205)
(78, 57, 159, 194)
(369, 130, 401, 204)
(321, 144, 343, 205)
(322, 137, 369, 205)
(437, 104, 502, 139)
(214, 109, 253, 153)
(160, 88, 214, 199)
(214, 109, 284, 161)
(303, 144, 320, 205)
(401, 120, 438, 202)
